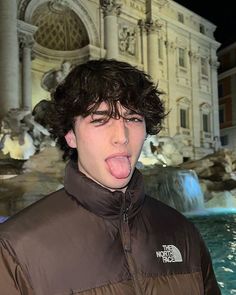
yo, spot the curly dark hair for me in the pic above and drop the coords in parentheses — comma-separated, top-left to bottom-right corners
(49, 59, 166, 161)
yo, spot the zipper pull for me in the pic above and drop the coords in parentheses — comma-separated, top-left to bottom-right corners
(122, 207, 131, 252)
(123, 208, 128, 223)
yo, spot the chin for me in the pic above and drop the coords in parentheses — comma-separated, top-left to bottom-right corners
(107, 177, 131, 191)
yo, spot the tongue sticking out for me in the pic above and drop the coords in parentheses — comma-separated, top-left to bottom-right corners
(106, 157, 131, 179)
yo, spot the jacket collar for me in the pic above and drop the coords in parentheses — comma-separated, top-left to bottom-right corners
(64, 161, 145, 219)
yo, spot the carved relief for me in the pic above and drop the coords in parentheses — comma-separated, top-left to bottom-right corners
(145, 19, 162, 33)
(118, 25, 136, 56)
(138, 19, 145, 27)
(188, 50, 200, 62)
(155, 0, 170, 9)
(48, 0, 69, 12)
(18, 32, 34, 49)
(100, 0, 122, 16)
(177, 96, 191, 104)
(18, 32, 35, 61)
(209, 58, 220, 69)
(200, 102, 211, 112)
(138, 19, 146, 35)
(165, 40, 176, 52)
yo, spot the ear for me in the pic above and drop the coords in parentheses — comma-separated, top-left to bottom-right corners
(65, 130, 77, 148)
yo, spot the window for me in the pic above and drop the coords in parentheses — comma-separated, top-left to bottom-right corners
(200, 24, 205, 34)
(218, 84, 223, 98)
(180, 108, 188, 128)
(220, 135, 228, 146)
(201, 57, 208, 77)
(178, 48, 186, 68)
(200, 102, 211, 135)
(177, 97, 191, 133)
(202, 113, 210, 132)
(219, 105, 225, 124)
(178, 12, 184, 23)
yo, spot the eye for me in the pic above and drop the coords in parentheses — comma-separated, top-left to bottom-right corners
(90, 117, 108, 126)
(125, 116, 144, 123)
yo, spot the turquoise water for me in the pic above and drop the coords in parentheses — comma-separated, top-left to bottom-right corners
(189, 210, 236, 295)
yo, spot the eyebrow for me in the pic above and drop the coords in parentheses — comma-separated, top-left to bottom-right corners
(91, 110, 141, 116)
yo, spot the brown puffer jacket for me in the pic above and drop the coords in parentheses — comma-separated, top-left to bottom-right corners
(0, 161, 221, 295)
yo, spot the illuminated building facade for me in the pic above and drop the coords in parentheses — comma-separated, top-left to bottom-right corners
(0, 0, 221, 160)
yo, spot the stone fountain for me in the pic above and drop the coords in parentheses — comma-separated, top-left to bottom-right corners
(1, 114, 236, 218)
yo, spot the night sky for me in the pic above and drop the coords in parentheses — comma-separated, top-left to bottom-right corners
(175, 0, 236, 49)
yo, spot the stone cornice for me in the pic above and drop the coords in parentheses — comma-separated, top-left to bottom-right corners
(17, 20, 37, 49)
(33, 43, 105, 62)
(17, 19, 38, 35)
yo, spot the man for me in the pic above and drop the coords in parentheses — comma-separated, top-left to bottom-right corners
(0, 59, 221, 294)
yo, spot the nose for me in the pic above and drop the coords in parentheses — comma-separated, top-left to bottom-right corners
(112, 118, 129, 145)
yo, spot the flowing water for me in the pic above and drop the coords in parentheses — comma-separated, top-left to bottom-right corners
(187, 210, 236, 295)
(144, 167, 205, 212)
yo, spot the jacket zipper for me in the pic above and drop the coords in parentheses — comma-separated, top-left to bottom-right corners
(120, 193, 143, 295)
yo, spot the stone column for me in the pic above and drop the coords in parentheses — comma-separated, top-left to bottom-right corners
(19, 34, 34, 110)
(0, 0, 19, 118)
(138, 19, 147, 70)
(189, 49, 201, 157)
(165, 38, 177, 138)
(146, 20, 162, 83)
(100, 0, 121, 59)
(209, 57, 220, 138)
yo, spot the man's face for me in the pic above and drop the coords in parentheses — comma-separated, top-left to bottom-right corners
(65, 102, 146, 192)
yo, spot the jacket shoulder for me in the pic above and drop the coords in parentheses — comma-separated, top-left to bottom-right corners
(0, 188, 74, 242)
(143, 195, 199, 236)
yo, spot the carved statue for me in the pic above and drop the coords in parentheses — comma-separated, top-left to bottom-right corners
(0, 108, 52, 160)
(41, 61, 72, 93)
(139, 135, 184, 167)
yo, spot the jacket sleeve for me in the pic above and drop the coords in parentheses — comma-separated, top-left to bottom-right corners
(199, 235, 222, 295)
(0, 238, 34, 295)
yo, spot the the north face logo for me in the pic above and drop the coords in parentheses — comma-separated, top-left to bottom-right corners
(156, 245, 183, 263)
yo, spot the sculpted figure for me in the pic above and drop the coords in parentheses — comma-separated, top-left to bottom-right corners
(0, 108, 51, 160)
(41, 61, 72, 93)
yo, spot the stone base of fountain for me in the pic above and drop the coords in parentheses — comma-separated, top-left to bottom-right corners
(0, 146, 65, 216)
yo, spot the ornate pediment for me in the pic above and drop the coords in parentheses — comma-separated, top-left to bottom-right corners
(155, 0, 170, 9)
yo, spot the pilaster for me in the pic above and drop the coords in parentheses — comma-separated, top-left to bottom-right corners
(0, 0, 19, 118)
(145, 20, 162, 83)
(100, 0, 121, 59)
(18, 20, 37, 110)
(19, 33, 35, 110)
